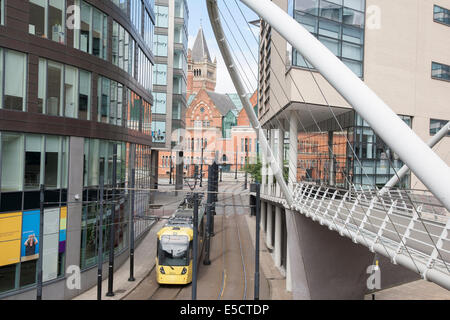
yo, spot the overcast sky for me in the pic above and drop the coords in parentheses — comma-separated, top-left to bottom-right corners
(187, 1, 259, 94)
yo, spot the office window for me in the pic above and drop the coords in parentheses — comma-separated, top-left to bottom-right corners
(29, 0, 65, 43)
(1, 133, 25, 192)
(155, 5, 168, 28)
(0, 0, 4, 25)
(144, 9, 154, 49)
(3, 50, 27, 111)
(74, 0, 107, 59)
(153, 64, 167, 85)
(432, 62, 450, 81)
(45, 136, 60, 188)
(79, 70, 91, 120)
(430, 119, 450, 136)
(174, 0, 187, 19)
(128, 90, 142, 131)
(292, 0, 365, 77)
(98, 77, 110, 123)
(130, 0, 142, 34)
(64, 66, 78, 118)
(37, 59, 46, 113)
(25, 135, 43, 190)
(39, 58, 92, 119)
(112, 21, 135, 76)
(47, 61, 63, 116)
(434, 5, 450, 26)
(137, 48, 153, 92)
(98, 76, 124, 125)
(154, 34, 168, 57)
(152, 92, 167, 114)
(111, 0, 128, 14)
(152, 121, 166, 143)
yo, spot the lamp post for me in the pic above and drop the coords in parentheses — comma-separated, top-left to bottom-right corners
(169, 154, 173, 185)
(235, 150, 238, 180)
(200, 138, 204, 187)
(244, 138, 248, 190)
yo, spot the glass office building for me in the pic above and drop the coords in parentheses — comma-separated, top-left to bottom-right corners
(0, 0, 156, 299)
(152, 0, 189, 148)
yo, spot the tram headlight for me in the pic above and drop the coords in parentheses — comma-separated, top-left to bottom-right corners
(160, 267, 165, 274)
(181, 267, 187, 275)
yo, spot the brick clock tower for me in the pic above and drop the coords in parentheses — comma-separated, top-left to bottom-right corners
(187, 27, 217, 98)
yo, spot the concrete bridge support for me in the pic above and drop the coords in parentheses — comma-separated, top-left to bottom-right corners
(284, 208, 420, 299)
(274, 205, 283, 268)
(261, 200, 267, 232)
(266, 203, 274, 249)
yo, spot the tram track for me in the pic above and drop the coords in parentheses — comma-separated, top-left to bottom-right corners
(217, 182, 250, 300)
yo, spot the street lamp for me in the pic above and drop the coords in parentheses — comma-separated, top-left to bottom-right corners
(200, 138, 204, 187)
(244, 138, 248, 190)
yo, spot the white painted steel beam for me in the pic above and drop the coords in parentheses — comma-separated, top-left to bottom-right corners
(380, 122, 450, 195)
(238, 0, 450, 213)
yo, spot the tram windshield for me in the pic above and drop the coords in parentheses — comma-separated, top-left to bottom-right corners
(158, 234, 190, 266)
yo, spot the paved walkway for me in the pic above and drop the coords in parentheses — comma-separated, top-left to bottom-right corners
(246, 214, 293, 300)
(364, 280, 450, 300)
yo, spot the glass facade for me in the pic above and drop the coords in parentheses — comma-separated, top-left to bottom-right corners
(434, 4, 450, 26)
(0, 132, 69, 294)
(291, 0, 365, 77)
(430, 119, 450, 136)
(432, 61, 450, 81)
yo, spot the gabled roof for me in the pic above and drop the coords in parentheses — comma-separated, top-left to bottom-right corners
(206, 91, 237, 116)
(192, 27, 212, 63)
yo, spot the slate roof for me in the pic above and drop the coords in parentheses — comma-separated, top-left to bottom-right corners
(206, 91, 237, 116)
(192, 27, 212, 63)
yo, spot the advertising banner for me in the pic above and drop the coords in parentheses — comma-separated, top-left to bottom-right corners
(0, 212, 22, 267)
(59, 207, 67, 254)
(21, 210, 40, 262)
(43, 208, 60, 282)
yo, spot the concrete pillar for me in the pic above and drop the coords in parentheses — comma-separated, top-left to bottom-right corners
(266, 202, 273, 249)
(289, 112, 298, 190)
(286, 235, 292, 292)
(64, 137, 84, 298)
(268, 129, 275, 195)
(261, 131, 267, 195)
(274, 205, 283, 268)
(261, 200, 267, 232)
(175, 151, 184, 194)
(277, 128, 284, 197)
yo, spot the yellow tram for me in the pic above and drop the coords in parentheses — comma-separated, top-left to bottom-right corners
(156, 195, 206, 285)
